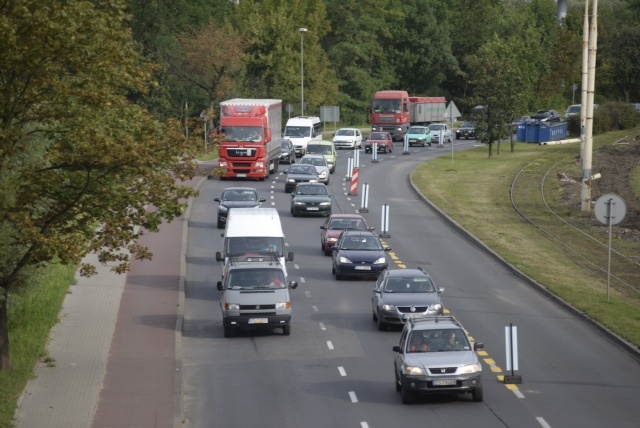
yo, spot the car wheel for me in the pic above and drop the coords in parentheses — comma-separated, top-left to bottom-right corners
(217, 220, 224, 229)
(223, 326, 234, 338)
(282, 325, 291, 336)
(472, 386, 484, 402)
(395, 370, 402, 392)
(326, 177, 330, 185)
(401, 382, 415, 404)
(372, 310, 378, 321)
(291, 211, 297, 217)
(377, 316, 386, 331)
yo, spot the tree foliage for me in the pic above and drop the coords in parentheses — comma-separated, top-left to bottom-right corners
(0, 0, 200, 371)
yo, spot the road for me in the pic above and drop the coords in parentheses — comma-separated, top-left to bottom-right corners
(180, 140, 640, 428)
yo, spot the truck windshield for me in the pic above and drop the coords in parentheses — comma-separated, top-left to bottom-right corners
(222, 126, 262, 142)
(284, 126, 311, 138)
(227, 237, 283, 257)
(373, 99, 401, 113)
(227, 268, 287, 290)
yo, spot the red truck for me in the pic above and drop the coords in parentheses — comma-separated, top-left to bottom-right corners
(371, 91, 446, 141)
(218, 99, 282, 180)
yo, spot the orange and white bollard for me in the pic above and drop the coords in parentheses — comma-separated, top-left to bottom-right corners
(349, 167, 359, 196)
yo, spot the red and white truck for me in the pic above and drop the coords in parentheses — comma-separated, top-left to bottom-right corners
(371, 90, 446, 141)
(218, 99, 282, 180)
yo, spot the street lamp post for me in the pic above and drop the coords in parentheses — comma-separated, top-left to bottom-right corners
(299, 28, 307, 116)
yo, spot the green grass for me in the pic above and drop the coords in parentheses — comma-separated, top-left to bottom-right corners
(412, 129, 640, 347)
(0, 263, 76, 428)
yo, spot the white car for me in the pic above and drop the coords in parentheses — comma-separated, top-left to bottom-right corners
(298, 154, 330, 184)
(428, 123, 452, 146)
(332, 128, 362, 149)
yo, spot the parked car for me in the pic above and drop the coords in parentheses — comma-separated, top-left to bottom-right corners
(564, 104, 581, 120)
(214, 187, 266, 229)
(305, 140, 337, 174)
(320, 214, 372, 256)
(298, 154, 330, 184)
(365, 131, 394, 154)
(405, 126, 432, 147)
(290, 182, 332, 217)
(455, 122, 476, 140)
(531, 109, 561, 123)
(284, 164, 319, 193)
(427, 123, 452, 146)
(372, 268, 444, 331)
(280, 139, 295, 164)
(393, 316, 485, 404)
(332, 230, 391, 280)
(333, 128, 363, 149)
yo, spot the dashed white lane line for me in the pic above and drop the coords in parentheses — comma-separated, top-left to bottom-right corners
(305, 290, 311, 298)
(293, 263, 300, 269)
(299, 276, 306, 283)
(319, 322, 326, 331)
(348, 391, 358, 403)
(360, 423, 369, 428)
(338, 367, 346, 376)
(327, 341, 334, 350)
(312, 306, 318, 312)
(536, 417, 551, 428)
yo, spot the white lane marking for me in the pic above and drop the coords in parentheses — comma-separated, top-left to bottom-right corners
(312, 306, 318, 311)
(513, 389, 525, 398)
(536, 417, 551, 428)
(294, 264, 300, 269)
(360, 423, 369, 428)
(349, 391, 358, 403)
(327, 341, 334, 350)
(299, 277, 306, 283)
(305, 290, 311, 298)
(319, 322, 326, 330)
(338, 367, 346, 376)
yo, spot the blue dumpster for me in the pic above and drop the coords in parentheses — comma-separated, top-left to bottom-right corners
(518, 122, 568, 143)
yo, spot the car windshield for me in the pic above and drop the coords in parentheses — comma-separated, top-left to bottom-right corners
(407, 329, 471, 353)
(336, 129, 355, 136)
(226, 237, 283, 257)
(284, 126, 311, 138)
(306, 145, 332, 155)
(227, 268, 287, 290)
(383, 277, 435, 293)
(369, 133, 386, 140)
(567, 105, 581, 113)
(222, 190, 257, 202)
(281, 140, 291, 148)
(429, 124, 444, 131)
(341, 236, 382, 250)
(461, 122, 474, 127)
(296, 185, 327, 196)
(289, 165, 316, 175)
(300, 157, 326, 167)
(329, 218, 366, 230)
(408, 127, 427, 134)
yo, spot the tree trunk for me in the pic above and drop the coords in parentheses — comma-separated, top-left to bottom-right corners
(0, 286, 11, 372)
(488, 142, 493, 158)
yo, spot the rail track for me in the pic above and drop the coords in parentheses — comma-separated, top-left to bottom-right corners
(510, 145, 640, 299)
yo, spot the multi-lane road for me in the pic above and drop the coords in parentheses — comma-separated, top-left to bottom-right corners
(180, 140, 640, 428)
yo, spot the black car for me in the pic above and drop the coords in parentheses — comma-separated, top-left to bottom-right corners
(280, 139, 295, 164)
(290, 183, 332, 217)
(284, 164, 319, 193)
(530, 109, 561, 123)
(214, 187, 266, 229)
(332, 230, 391, 280)
(455, 122, 476, 140)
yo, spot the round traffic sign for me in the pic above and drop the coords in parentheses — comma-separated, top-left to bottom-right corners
(594, 194, 626, 226)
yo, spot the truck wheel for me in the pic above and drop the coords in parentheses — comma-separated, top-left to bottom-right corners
(282, 325, 291, 336)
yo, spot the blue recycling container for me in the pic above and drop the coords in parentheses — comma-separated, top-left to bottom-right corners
(518, 122, 568, 143)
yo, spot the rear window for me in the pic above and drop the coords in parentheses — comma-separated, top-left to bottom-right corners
(306, 144, 332, 155)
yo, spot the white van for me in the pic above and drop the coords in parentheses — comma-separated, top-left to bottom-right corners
(283, 116, 323, 156)
(215, 207, 294, 276)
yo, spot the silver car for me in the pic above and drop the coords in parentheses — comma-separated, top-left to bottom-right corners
(372, 268, 444, 330)
(298, 154, 330, 184)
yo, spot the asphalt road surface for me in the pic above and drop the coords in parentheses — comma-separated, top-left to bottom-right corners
(180, 140, 640, 428)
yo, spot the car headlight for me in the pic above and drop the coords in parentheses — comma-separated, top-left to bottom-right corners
(327, 237, 338, 242)
(319, 171, 327, 178)
(338, 256, 352, 263)
(287, 178, 296, 183)
(319, 202, 331, 206)
(219, 161, 228, 167)
(225, 303, 240, 310)
(255, 162, 264, 168)
(310, 179, 318, 183)
(431, 304, 442, 312)
(373, 257, 387, 264)
(219, 205, 229, 212)
(405, 366, 425, 376)
(459, 363, 482, 374)
(275, 302, 290, 310)
(382, 304, 396, 311)
(293, 201, 305, 206)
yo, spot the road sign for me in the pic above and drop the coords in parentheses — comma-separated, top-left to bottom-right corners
(443, 101, 461, 119)
(594, 194, 626, 226)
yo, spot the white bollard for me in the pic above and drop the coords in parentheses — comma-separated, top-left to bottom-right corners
(346, 157, 353, 181)
(359, 183, 369, 213)
(371, 143, 379, 163)
(403, 133, 410, 155)
(379, 204, 390, 237)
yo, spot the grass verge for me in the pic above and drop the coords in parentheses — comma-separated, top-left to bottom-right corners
(0, 263, 76, 428)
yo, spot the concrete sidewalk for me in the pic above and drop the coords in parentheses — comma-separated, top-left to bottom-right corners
(14, 174, 205, 428)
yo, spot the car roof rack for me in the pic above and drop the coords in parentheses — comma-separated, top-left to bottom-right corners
(408, 315, 461, 329)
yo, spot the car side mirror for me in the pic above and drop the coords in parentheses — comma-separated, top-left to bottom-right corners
(214, 198, 221, 202)
(438, 287, 445, 293)
(259, 198, 266, 203)
(474, 342, 485, 351)
(320, 225, 326, 230)
(289, 281, 298, 289)
(393, 345, 402, 353)
(287, 252, 295, 261)
(332, 246, 339, 251)
(368, 227, 375, 231)
(384, 247, 392, 252)
(216, 281, 223, 291)
(215, 251, 224, 262)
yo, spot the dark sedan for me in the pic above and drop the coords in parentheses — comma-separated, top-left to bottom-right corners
(290, 183, 332, 217)
(365, 132, 394, 154)
(455, 122, 476, 140)
(280, 139, 295, 164)
(332, 230, 391, 280)
(284, 164, 319, 193)
(214, 187, 266, 229)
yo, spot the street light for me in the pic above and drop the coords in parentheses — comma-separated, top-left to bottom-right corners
(299, 28, 307, 116)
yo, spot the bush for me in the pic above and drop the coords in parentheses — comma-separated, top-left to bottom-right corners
(565, 102, 639, 136)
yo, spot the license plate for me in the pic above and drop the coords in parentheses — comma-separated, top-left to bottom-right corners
(307, 207, 319, 211)
(355, 266, 371, 270)
(432, 379, 457, 386)
(402, 313, 423, 320)
(248, 318, 268, 324)
(236, 174, 246, 178)
(409, 139, 417, 143)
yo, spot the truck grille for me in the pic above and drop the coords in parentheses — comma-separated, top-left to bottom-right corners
(377, 116, 396, 123)
(239, 304, 276, 310)
(227, 148, 256, 157)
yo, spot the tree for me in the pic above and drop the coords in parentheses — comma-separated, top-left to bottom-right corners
(603, 26, 640, 102)
(0, 0, 199, 371)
